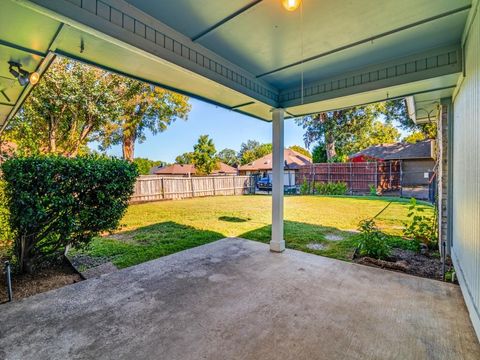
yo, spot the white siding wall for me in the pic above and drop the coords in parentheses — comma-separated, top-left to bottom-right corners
(452, 3, 480, 338)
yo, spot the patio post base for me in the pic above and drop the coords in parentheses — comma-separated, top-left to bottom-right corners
(270, 240, 285, 252)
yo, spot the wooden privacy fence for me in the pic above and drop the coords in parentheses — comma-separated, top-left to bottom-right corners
(130, 175, 255, 203)
(297, 161, 401, 193)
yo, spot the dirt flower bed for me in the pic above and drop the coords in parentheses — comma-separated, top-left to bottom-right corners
(355, 248, 450, 281)
(0, 260, 82, 303)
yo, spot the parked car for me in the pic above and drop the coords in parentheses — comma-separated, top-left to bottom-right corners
(257, 177, 272, 191)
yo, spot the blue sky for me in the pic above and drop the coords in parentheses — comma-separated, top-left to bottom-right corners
(90, 98, 307, 163)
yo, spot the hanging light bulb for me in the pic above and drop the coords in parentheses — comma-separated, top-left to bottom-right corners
(29, 72, 40, 85)
(282, 0, 301, 11)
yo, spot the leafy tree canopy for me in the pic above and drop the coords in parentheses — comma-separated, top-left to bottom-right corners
(98, 79, 191, 161)
(133, 158, 166, 175)
(296, 102, 401, 162)
(381, 99, 437, 138)
(289, 145, 311, 158)
(192, 135, 218, 175)
(175, 152, 194, 165)
(5, 58, 122, 157)
(403, 131, 428, 144)
(4, 58, 191, 161)
(238, 140, 272, 165)
(217, 148, 239, 167)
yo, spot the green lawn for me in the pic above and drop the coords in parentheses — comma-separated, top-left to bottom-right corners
(75, 195, 433, 269)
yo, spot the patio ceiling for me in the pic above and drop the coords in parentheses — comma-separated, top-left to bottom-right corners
(0, 0, 472, 128)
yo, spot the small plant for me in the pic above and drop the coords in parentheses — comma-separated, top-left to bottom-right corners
(445, 268, 456, 283)
(403, 198, 438, 249)
(299, 177, 311, 195)
(356, 218, 391, 259)
(369, 184, 378, 196)
(315, 181, 348, 195)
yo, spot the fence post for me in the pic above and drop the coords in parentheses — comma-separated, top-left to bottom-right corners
(375, 162, 378, 189)
(212, 177, 216, 196)
(349, 162, 353, 194)
(389, 161, 392, 189)
(161, 177, 165, 199)
(400, 160, 403, 197)
(191, 177, 195, 197)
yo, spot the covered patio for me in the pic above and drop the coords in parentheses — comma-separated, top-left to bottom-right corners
(1, 0, 480, 357)
(1, 238, 479, 359)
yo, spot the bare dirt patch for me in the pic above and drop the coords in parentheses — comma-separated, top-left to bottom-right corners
(325, 234, 344, 241)
(0, 260, 82, 303)
(355, 248, 446, 281)
(306, 243, 326, 250)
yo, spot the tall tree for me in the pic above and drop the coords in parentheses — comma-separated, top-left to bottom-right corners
(99, 80, 191, 161)
(311, 144, 327, 163)
(296, 104, 400, 162)
(133, 158, 166, 175)
(381, 99, 437, 139)
(289, 145, 311, 158)
(403, 131, 428, 143)
(238, 140, 272, 165)
(217, 148, 239, 167)
(175, 152, 194, 164)
(5, 58, 122, 156)
(192, 135, 217, 175)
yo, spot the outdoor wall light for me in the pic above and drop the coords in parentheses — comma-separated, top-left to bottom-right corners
(8, 61, 39, 86)
(282, 0, 302, 11)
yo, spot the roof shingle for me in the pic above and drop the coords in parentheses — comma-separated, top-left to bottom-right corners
(349, 140, 435, 161)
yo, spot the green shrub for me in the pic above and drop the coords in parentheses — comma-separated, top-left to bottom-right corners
(356, 218, 391, 259)
(403, 198, 438, 249)
(299, 178, 311, 195)
(369, 184, 377, 196)
(314, 181, 348, 195)
(1, 155, 138, 273)
(0, 180, 13, 259)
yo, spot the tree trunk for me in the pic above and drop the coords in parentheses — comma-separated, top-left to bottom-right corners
(18, 235, 34, 274)
(325, 132, 336, 161)
(122, 133, 135, 162)
(48, 116, 57, 154)
(69, 123, 92, 157)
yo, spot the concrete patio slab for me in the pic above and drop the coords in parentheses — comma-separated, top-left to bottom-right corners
(0, 238, 479, 360)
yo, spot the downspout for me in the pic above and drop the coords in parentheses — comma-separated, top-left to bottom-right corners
(439, 97, 454, 281)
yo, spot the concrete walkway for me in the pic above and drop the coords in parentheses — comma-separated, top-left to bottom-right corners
(1, 238, 479, 360)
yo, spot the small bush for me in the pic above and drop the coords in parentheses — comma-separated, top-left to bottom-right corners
(403, 198, 438, 249)
(314, 181, 348, 195)
(356, 218, 391, 259)
(0, 180, 13, 259)
(1, 155, 138, 273)
(369, 184, 378, 196)
(299, 178, 311, 195)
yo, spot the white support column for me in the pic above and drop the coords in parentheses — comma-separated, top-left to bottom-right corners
(270, 108, 285, 252)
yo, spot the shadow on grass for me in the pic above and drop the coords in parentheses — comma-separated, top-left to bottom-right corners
(79, 221, 225, 269)
(240, 220, 359, 261)
(218, 216, 250, 223)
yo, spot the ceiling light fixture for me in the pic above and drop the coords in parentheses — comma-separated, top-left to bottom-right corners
(8, 61, 40, 86)
(282, 0, 302, 12)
